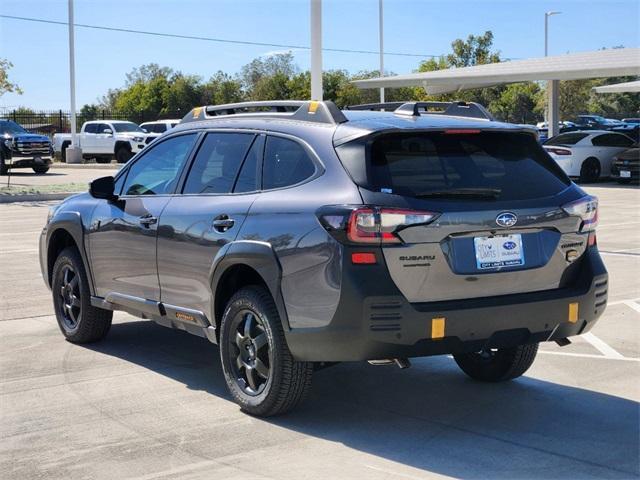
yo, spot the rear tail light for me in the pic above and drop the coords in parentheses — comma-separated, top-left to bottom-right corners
(562, 195, 598, 231)
(318, 206, 439, 245)
(348, 208, 438, 244)
(545, 147, 572, 156)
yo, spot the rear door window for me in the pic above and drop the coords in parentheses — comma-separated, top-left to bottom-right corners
(182, 132, 254, 194)
(234, 135, 264, 193)
(263, 136, 316, 190)
(544, 133, 589, 146)
(592, 133, 634, 147)
(84, 123, 97, 134)
(338, 131, 570, 201)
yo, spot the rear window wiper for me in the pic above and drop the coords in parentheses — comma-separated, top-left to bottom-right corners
(413, 188, 501, 199)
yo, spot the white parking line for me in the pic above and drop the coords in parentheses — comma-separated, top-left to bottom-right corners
(622, 300, 640, 313)
(599, 251, 640, 258)
(597, 221, 640, 228)
(608, 297, 640, 306)
(539, 350, 640, 362)
(581, 332, 625, 359)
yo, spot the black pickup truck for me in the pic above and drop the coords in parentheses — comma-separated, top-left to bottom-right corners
(0, 120, 53, 174)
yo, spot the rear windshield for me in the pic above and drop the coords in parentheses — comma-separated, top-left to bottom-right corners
(544, 132, 589, 146)
(337, 131, 571, 201)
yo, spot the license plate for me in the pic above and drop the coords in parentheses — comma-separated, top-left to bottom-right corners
(474, 234, 524, 270)
(620, 170, 631, 178)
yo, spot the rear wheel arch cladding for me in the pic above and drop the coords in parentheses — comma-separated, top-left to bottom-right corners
(211, 243, 290, 338)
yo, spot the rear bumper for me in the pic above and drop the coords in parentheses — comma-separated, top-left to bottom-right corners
(611, 162, 639, 180)
(285, 248, 608, 362)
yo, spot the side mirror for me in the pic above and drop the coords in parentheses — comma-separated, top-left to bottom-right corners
(89, 176, 117, 201)
(103, 128, 113, 135)
(141, 128, 149, 133)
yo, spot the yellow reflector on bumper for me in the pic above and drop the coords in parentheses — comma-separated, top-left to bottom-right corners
(568, 303, 579, 323)
(431, 317, 445, 339)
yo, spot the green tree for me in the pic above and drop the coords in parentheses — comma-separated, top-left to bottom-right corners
(240, 52, 298, 100)
(0, 58, 22, 96)
(201, 72, 244, 105)
(490, 83, 544, 124)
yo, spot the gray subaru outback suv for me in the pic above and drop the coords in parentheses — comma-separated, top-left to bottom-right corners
(40, 100, 608, 416)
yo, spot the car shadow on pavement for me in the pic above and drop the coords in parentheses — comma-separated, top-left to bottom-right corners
(86, 320, 640, 479)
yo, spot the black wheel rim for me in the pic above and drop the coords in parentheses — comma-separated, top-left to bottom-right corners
(228, 310, 271, 396)
(584, 161, 599, 181)
(57, 265, 81, 330)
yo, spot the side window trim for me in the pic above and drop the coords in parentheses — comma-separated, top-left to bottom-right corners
(117, 131, 201, 197)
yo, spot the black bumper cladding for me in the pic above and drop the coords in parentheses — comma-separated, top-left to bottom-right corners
(285, 248, 608, 362)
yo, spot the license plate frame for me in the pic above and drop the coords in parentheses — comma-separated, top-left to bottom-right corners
(620, 170, 631, 178)
(474, 234, 524, 270)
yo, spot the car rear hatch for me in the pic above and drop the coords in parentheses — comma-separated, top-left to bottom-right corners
(334, 129, 596, 303)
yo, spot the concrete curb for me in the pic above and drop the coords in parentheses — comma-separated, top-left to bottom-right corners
(0, 192, 77, 204)
(51, 163, 120, 170)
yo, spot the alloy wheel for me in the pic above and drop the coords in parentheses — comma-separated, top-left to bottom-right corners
(57, 265, 81, 330)
(228, 310, 271, 396)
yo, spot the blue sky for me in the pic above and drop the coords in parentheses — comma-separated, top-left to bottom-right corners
(1, 0, 639, 109)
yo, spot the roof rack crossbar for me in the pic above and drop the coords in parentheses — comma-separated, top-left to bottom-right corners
(394, 101, 494, 121)
(180, 100, 347, 125)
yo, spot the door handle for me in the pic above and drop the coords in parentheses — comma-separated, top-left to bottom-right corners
(212, 215, 235, 232)
(139, 214, 157, 227)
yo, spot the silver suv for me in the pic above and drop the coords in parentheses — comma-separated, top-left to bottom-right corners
(40, 100, 608, 416)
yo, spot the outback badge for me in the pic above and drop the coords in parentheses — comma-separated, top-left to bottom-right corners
(496, 212, 518, 228)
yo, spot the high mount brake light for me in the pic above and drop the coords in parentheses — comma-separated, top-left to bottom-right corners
(347, 208, 439, 244)
(562, 195, 598, 231)
(443, 129, 481, 135)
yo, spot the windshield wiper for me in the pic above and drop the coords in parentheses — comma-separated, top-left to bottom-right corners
(414, 188, 501, 199)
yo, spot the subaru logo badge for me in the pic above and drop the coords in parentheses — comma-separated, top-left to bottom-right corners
(496, 212, 517, 228)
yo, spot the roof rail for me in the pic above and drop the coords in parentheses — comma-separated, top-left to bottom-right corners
(345, 102, 405, 111)
(394, 101, 494, 121)
(180, 100, 347, 125)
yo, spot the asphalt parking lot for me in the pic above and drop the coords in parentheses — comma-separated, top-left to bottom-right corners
(0, 181, 638, 480)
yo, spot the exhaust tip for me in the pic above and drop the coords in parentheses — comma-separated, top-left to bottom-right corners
(368, 358, 411, 369)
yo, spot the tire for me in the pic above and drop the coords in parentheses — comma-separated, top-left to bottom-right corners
(52, 247, 112, 343)
(0, 152, 7, 175)
(579, 157, 601, 183)
(60, 142, 70, 163)
(32, 166, 50, 174)
(219, 286, 313, 417)
(95, 157, 111, 164)
(115, 146, 132, 164)
(453, 343, 539, 382)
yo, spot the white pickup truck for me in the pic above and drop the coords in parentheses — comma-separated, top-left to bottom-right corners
(53, 120, 151, 163)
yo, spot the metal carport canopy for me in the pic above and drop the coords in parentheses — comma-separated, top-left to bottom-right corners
(593, 80, 640, 93)
(351, 48, 640, 95)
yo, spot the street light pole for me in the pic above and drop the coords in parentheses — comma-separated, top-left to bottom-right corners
(310, 0, 323, 101)
(66, 0, 82, 163)
(379, 0, 384, 103)
(545, 11, 561, 138)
